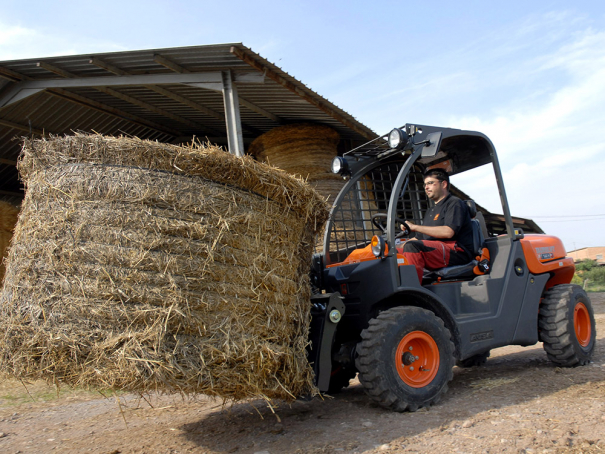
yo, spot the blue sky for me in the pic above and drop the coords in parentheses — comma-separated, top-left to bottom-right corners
(1, 0, 604, 250)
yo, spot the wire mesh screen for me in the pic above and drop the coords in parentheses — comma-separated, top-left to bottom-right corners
(327, 163, 429, 264)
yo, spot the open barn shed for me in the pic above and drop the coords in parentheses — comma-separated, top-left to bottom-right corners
(0, 43, 375, 204)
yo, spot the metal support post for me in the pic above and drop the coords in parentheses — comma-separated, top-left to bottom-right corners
(221, 70, 244, 157)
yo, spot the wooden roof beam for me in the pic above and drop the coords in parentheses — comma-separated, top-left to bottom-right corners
(36, 61, 76, 79)
(37, 60, 207, 135)
(230, 46, 376, 140)
(238, 97, 282, 123)
(88, 58, 225, 136)
(154, 54, 190, 73)
(89, 57, 128, 76)
(0, 118, 46, 136)
(47, 88, 181, 137)
(0, 66, 30, 82)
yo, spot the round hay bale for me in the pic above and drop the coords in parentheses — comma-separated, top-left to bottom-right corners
(307, 174, 346, 203)
(248, 123, 340, 197)
(0, 134, 329, 403)
(0, 201, 20, 283)
(249, 124, 342, 252)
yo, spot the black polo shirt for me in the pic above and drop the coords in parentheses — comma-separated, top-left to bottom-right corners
(416, 194, 474, 257)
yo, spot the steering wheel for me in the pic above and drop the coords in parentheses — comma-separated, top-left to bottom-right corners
(371, 213, 410, 238)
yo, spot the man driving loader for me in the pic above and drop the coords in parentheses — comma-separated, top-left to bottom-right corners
(400, 168, 474, 283)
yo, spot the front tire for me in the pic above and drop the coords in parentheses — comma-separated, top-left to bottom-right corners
(539, 284, 596, 366)
(356, 307, 455, 412)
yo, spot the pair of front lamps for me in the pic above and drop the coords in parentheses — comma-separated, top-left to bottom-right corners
(331, 128, 407, 176)
(330, 127, 406, 259)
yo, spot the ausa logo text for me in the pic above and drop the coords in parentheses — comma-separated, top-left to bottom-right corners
(535, 246, 555, 260)
(470, 330, 494, 342)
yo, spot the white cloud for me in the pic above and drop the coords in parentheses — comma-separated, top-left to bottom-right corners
(325, 10, 605, 249)
(0, 21, 126, 60)
(0, 24, 35, 44)
(436, 23, 605, 249)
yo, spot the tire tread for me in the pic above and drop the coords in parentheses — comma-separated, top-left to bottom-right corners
(538, 284, 596, 367)
(356, 306, 454, 412)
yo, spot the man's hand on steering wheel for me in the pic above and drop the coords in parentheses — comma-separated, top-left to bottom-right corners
(371, 213, 411, 238)
(397, 220, 411, 239)
(400, 220, 417, 237)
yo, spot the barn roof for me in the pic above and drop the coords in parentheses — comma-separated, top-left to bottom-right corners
(0, 43, 376, 201)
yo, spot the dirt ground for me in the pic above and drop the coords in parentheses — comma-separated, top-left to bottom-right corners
(1, 294, 604, 454)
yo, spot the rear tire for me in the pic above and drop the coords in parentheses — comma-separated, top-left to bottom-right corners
(456, 350, 490, 368)
(539, 284, 596, 366)
(356, 307, 455, 412)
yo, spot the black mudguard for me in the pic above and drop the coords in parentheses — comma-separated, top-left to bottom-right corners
(307, 293, 345, 392)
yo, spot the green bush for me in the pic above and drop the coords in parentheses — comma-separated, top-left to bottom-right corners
(573, 264, 605, 292)
(576, 259, 597, 272)
(586, 266, 605, 284)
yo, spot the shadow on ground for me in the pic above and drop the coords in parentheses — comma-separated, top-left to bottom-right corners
(180, 325, 604, 453)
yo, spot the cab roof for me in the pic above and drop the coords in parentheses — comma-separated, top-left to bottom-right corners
(345, 124, 495, 176)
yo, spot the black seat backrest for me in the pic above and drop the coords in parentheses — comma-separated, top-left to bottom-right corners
(465, 200, 485, 257)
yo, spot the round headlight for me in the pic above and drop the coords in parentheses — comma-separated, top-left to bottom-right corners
(331, 156, 343, 174)
(388, 128, 407, 150)
(331, 156, 349, 175)
(371, 235, 385, 258)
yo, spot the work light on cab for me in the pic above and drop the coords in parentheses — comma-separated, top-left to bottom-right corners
(331, 156, 350, 176)
(388, 128, 408, 150)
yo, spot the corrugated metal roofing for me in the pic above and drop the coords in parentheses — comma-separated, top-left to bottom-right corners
(0, 43, 377, 199)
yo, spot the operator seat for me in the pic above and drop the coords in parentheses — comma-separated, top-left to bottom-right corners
(424, 200, 489, 281)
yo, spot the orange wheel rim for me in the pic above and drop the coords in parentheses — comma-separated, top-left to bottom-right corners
(395, 331, 440, 388)
(574, 302, 591, 347)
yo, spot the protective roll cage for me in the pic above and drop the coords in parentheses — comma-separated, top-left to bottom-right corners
(323, 124, 515, 267)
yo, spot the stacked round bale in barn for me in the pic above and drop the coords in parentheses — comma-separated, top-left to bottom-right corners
(0, 134, 328, 402)
(248, 124, 344, 252)
(248, 123, 344, 203)
(0, 201, 20, 283)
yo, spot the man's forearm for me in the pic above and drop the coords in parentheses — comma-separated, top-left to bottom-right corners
(412, 224, 454, 239)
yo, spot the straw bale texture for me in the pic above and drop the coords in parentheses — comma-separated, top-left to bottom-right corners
(0, 134, 329, 402)
(249, 124, 344, 252)
(248, 123, 344, 200)
(0, 201, 20, 283)
(248, 124, 339, 173)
